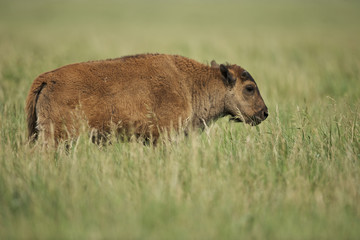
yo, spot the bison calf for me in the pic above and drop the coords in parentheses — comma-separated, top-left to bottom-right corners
(26, 54, 268, 145)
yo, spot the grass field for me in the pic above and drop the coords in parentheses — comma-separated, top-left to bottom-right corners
(1, 0, 360, 239)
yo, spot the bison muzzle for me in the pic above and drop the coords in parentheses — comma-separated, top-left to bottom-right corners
(26, 54, 268, 145)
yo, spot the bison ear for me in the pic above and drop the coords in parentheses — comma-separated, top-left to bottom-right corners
(220, 64, 236, 87)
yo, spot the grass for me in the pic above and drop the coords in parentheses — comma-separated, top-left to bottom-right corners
(0, 0, 360, 239)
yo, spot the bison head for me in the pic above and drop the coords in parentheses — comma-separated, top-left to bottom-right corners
(220, 64, 268, 126)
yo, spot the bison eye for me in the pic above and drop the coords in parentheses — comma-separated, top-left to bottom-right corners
(245, 85, 255, 93)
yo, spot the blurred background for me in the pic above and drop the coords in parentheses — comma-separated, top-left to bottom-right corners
(1, 0, 359, 109)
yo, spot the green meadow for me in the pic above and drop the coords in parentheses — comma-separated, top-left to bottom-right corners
(1, 0, 359, 239)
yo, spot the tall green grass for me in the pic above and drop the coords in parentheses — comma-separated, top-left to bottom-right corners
(1, 0, 359, 239)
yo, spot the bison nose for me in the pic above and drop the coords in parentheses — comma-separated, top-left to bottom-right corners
(262, 107, 269, 120)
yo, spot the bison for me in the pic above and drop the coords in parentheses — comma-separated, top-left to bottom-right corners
(26, 54, 268, 145)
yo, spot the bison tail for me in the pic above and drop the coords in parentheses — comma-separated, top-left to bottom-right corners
(25, 81, 47, 142)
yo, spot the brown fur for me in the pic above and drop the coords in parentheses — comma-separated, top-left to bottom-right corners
(25, 54, 268, 145)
